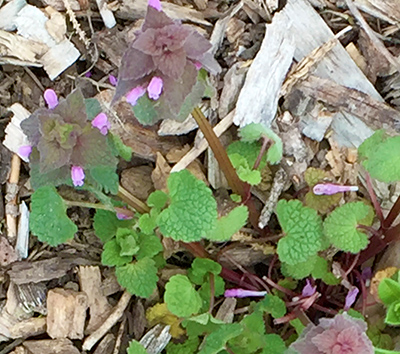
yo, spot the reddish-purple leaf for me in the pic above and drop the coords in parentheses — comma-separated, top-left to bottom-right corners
(142, 5, 174, 31)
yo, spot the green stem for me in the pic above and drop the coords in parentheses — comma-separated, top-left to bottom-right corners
(191, 106, 245, 197)
(63, 200, 114, 211)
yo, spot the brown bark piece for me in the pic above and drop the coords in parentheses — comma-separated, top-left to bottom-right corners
(78, 266, 112, 334)
(46, 288, 88, 340)
(23, 338, 80, 354)
(121, 166, 154, 202)
(9, 317, 46, 339)
(8, 256, 92, 285)
(290, 75, 400, 134)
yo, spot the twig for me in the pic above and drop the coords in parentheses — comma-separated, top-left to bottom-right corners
(365, 173, 384, 226)
(82, 290, 132, 351)
(117, 185, 150, 214)
(112, 316, 126, 354)
(62, 0, 90, 48)
(6, 154, 21, 241)
(345, 0, 400, 73)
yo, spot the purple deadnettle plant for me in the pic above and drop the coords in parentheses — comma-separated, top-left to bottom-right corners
(20, 88, 117, 190)
(113, 0, 221, 125)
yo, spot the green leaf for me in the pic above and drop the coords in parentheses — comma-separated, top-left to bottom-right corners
(88, 165, 119, 194)
(385, 301, 400, 326)
(132, 94, 158, 125)
(227, 141, 267, 171)
(229, 153, 261, 185)
(157, 170, 218, 242)
(276, 200, 324, 265)
(93, 209, 135, 243)
(164, 275, 202, 318)
(126, 340, 148, 354)
(198, 275, 225, 311)
(147, 190, 168, 209)
(136, 233, 163, 260)
(139, 211, 158, 235)
(323, 201, 373, 253)
(208, 206, 248, 242)
(107, 133, 132, 161)
(166, 336, 199, 354)
(374, 349, 400, 354)
(290, 318, 305, 335)
(101, 239, 132, 266)
(255, 294, 287, 319)
(115, 228, 140, 256)
(115, 258, 158, 298)
(229, 311, 266, 354)
(188, 258, 222, 285)
(182, 313, 225, 339)
(198, 324, 243, 354)
(311, 257, 340, 285)
(378, 278, 400, 306)
(30, 186, 77, 246)
(85, 98, 102, 121)
(239, 123, 283, 164)
(261, 334, 287, 354)
(358, 131, 400, 183)
(281, 255, 317, 280)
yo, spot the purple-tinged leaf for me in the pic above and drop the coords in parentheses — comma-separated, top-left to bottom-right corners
(148, 0, 162, 11)
(147, 76, 163, 100)
(197, 51, 222, 75)
(52, 89, 87, 127)
(118, 47, 155, 82)
(142, 5, 174, 31)
(163, 63, 197, 114)
(183, 28, 212, 59)
(44, 89, 59, 109)
(153, 48, 187, 79)
(126, 86, 147, 106)
(71, 166, 85, 187)
(92, 113, 111, 135)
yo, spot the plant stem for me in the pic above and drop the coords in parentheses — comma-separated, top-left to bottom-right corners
(253, 136, 271, 171)
(191, 106, 245, 197)
(383, 194, 400, 229)
(63, 200, 114, 211)
(366, 173, 384, 226)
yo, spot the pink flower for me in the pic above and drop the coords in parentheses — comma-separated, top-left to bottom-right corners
(148, 0, 162, 11)
(18, 145, 32, 160)
(224, 288, 267, 298)
(147, 76, 163, 100)
(71, 166, 85, 187)
(43, 89, 58, 109)
(302, 279, 317, 297)
(313, 183, 358, 196)
(91, 113, 111, 135)
(109, 75, 118, 86)
(289, 313, 374, 354)
(126, 86, 146, 106)
(193, 61, 202, 70)
(344, 287, 359, 311)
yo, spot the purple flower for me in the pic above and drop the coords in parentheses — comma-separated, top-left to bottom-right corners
(289, 313, 373, 354)
(361, 267, 372, 281)
(313, 183, 359, 195)
(126, 86, 146, 106)
(148, 0, 162, 11)
(224, 288, 267, 298)
(85, 71, 92, 78)
(193, 61, 202, 70)
(71, 166, 85, 187)
(91, 113, 111, 135)
(18, 145, 32, 160)
(109, 75, 118, 86)
(302, 279, 317, 297)
(116, 212, 133, 220)
(344, 287, 359, 310)
(43, 89, 58, 109)
(147, 76, 163, 100)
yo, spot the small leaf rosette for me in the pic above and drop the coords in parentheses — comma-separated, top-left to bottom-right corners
(114, 0, 221, 125)
(20, 89, 117, 190)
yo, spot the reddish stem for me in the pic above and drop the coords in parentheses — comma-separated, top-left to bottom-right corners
(365, 173, 384, 226)
(383, 194, 400, 229)
(344, 253, 360, 278)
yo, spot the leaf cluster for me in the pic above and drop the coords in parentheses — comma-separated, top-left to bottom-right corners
(378, 270, 400, 326)
(96, 210, 163, 298)
(21, 89, 119, 192)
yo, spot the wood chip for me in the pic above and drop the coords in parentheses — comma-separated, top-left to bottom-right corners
(9, 317, 46, 339)
(233, 10, 295, 127)
(46, 288, 88, 340)
(78, 266, 112, 334)
(23, 339, 80, 354)
(121, 166, 154, 201)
